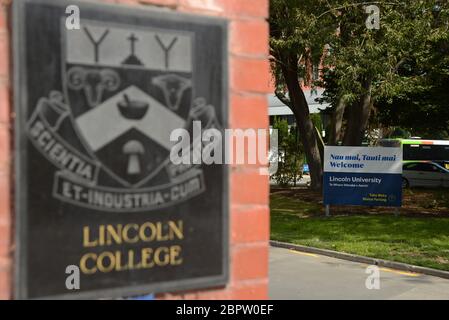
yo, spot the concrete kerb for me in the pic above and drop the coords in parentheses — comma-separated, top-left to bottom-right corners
(270, 240, 449, 280)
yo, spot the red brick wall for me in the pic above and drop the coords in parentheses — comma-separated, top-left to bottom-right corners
(0, 0, 270, 300)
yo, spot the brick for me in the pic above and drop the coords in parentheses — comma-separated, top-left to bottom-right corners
(230, 20, 268, 57)
(230, 94, 268, 129)
(197, 288, 231, 300)
(178, 0, 225, 14)
(156, 290, 200, 299)
(179, 0, 269, 18)
(0, 81, 10, 124)
(157, 292, 183, 300)
(228, 95, 270, 170)
(177, 0, 269, 18)
(0, 265, 11, 300)
(0, 176, 10, 257)
(0, 126, 9, 174)
(231, 170, 269, 205)
(231, 57, 271, 94)
(0, 32, 8, 79)
(231, 206, 269, 245)
(231, 280, 268, 300)
(231, 245, 268, 281)
(0, 256, 10, 271)
(226, 133, 270, 169)
(0, 6, 6, 31)
(0, 223, 10, 256)
(181, 292, 198, 300)
(223, 0, 269, 19)
(125, 0, 179, 8)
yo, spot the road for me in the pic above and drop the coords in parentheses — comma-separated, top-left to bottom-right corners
(269, 246, 449, 300)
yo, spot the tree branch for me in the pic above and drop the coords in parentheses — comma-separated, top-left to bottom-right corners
(317, 1, 403, 20)
(394, 57, 407, 72)
(275, 90, 292, 108)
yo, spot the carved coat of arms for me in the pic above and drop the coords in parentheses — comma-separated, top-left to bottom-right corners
(27, 21, 220, 212)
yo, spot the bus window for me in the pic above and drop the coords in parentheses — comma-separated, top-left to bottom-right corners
(378, 139, 449, 162)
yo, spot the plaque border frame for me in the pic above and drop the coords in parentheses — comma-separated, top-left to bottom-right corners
(13, 0, 229, 300)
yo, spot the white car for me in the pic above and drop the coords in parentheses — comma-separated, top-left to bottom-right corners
(402, 161, 449, 188)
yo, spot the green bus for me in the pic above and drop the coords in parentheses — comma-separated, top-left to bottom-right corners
(378, 139, 449, 169)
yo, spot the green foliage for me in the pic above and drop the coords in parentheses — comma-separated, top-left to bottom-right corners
(271, 0, 449, 140)
(376, 17, 449, 138)
(271, 193, 449, 271)
(318, 1, 442, 103)
(270, 0, 337, 90)
(310, 113, 323, 133)
(322, 1, 449, 137)
(271, 117, 304, 186)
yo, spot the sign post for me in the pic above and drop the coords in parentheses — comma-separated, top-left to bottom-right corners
(323, 146, 403, 209)
(325, 205, 330, 217)
(14, 0, 228, 299)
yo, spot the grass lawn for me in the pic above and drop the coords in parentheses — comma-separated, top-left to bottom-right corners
(271, 192, 449, 271)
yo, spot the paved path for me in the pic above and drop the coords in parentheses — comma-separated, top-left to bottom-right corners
(269, 246, 449, 300)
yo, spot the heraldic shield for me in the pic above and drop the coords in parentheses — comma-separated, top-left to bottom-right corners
(63, 22, 194, 186)
(17, 0, 228, 300)
(26, 18, 223, 212)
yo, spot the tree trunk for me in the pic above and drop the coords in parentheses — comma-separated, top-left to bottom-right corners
(280, 53, 323, 190)
(328, 97, 346, 145)
(343, 78, 373, 146)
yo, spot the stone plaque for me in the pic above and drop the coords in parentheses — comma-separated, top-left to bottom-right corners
(13, 0, 228, 299)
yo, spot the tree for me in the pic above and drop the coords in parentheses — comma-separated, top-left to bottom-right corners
(270, 0, 449, 188)
(270, 0, 337, 190)
(319, 0, 449, 144)
(376, 1, 449, 139)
